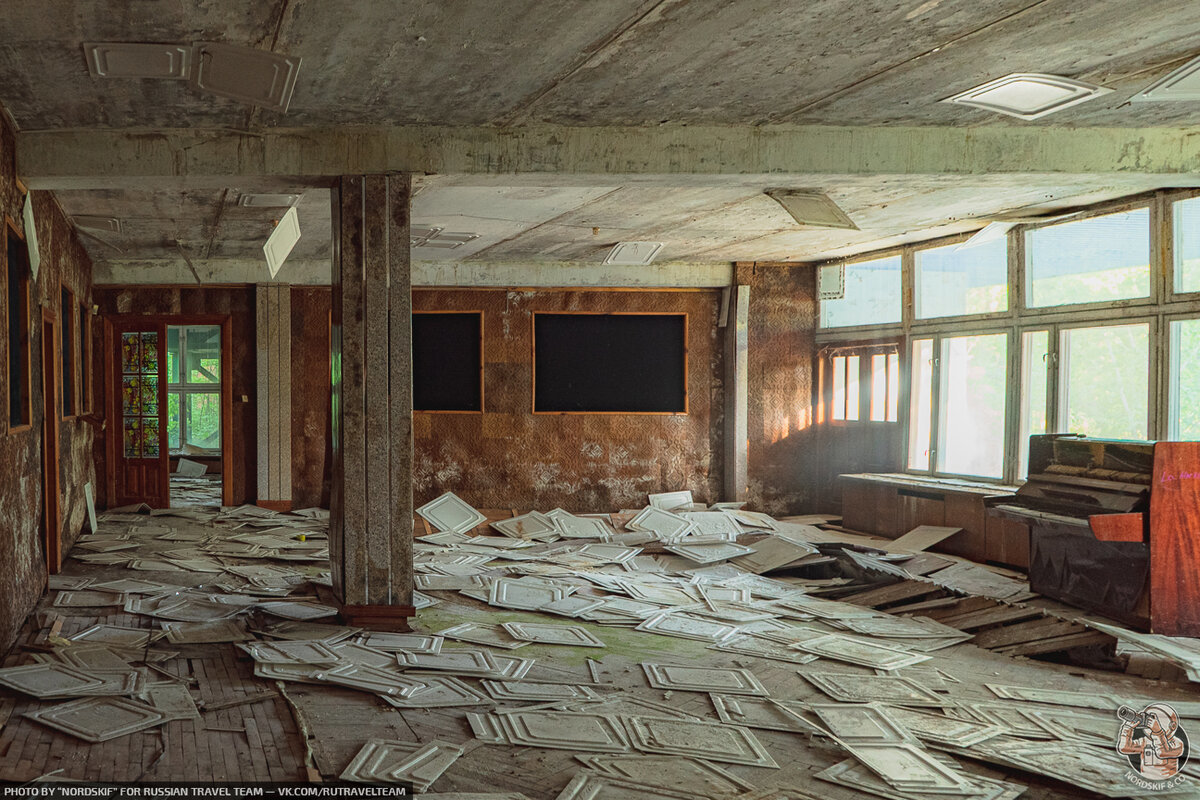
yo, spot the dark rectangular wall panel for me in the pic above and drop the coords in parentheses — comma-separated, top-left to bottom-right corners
(534, 313, 686, 413)
(413, 312, 482, 411)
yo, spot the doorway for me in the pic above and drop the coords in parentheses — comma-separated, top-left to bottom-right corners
(105, 315, 233, 509)
(40, 311, 61, 573)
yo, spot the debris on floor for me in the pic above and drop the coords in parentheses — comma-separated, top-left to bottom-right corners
(3, 493, 1200, 798)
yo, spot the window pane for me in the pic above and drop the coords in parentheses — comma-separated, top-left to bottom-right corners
(937, 333, 1008, 478)
(1019, 331, 1049, 478)
(1170, 319, 1200, 439)
(167, 326, 180, 384)
(908, 339, 934, 470)
(831, 357, 846, 421)
(167, 393, 181, 450)
(185, 393, 221, 451)
(1175, 197, 1200, 294)
(1060, 323, 1148, 439)
(820, 256, 901, 328)
(184, 326, 220, 384)
(870, 354, 887, 421)
(915, 238, 1008, 318)
(1026, 209, 1150, 308)
(845, 355, 860, 421)
(886, 353, 899, 423)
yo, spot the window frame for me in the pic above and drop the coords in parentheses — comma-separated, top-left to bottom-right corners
(167, 324, 223, 456)
(820, 343, 901, 427)
(1163, 188, 1200, 302)
(5, 217, 32, 434)
(817, 249, 905, 332)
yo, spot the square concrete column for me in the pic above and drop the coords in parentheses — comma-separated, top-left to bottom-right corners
(329, 174, 414, 628)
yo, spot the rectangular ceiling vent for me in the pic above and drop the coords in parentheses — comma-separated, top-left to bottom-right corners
(73, 215, 122, 234)
(83, 43, 192, 79)
(603, 242, 664, 265)
(238, 193, 302, 208)
(942, 73, 1111, 120)
(411, 225, 479, 249)
(263, 207, 301, 278)
(1133, 55, 1200, 102)
(193, 42, 301, 112)
(766, 189, 858, 230)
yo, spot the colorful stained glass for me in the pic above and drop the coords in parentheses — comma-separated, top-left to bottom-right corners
(140, 376, 159, 416)
(140, 332, 158, 372)
(141, 417, 160, 456)
(121, 376, 142, 415)
(123, 418, 142, 458)
(121, 333, 141, 374)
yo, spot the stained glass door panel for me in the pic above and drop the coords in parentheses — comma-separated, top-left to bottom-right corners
(111, 324, 168, 507)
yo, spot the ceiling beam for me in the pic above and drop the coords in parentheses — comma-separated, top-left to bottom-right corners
(93, 258, 734, 288)
(18, 124, 1200, 189)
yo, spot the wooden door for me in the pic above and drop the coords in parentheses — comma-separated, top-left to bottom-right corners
(40, 312, 61, 572)
(109, 322, 169, 507)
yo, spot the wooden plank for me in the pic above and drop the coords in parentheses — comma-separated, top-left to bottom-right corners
(993, 630, 1115, 657)
(883, 595, 963, 615)
(1150, 442, 1200, 636)
(940, 493, 986, 560)
(841, 580, 938, 607)
(939, 605, 1044, 631)
(919, 596, 1003, 620)
(973, 619, 1084, 649)
(256, 285, 270, 501)
(278, 287, 292, 503)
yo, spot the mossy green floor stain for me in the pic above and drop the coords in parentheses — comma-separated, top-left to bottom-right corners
(412, 598, 712, 667)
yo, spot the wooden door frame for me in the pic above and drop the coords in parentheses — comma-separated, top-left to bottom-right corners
(103, 314, 234, 508)
(40, 308, 62, 573)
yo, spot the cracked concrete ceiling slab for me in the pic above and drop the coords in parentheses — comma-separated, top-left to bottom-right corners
(2, 0, 1198, 281)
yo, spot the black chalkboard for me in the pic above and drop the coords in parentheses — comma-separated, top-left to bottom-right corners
(534, 313, 687, 413)
(412, 312, 482, 411)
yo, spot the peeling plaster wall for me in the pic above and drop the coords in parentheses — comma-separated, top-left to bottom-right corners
(92, 286, 257, 506)
(411, 289, 724, 511)
(734, 262, 818, 516)
(290, 287, 331, 510)
(0, 113, 96, 652)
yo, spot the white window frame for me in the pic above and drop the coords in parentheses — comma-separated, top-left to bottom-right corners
(167, 325, 222, 456)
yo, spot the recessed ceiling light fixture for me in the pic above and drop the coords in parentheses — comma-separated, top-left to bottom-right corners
(942, 73, 1112, 120)
(238, 193, 302, 208)
(83, 42, 192, 79)
(193, 42, 301, 112)
(1133, 54, 1200, 101)
(603, 242, 664, 265)
(765, 189, 858, 230)
(73, 215, 122, 233)
(263, 207, 301, 278)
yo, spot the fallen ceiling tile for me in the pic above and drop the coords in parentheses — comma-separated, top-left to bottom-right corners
(53, 590, 126, 608)
(641, 663, 767, 696)
(0, 663, 107, 699)
(799, 673, 944, 707)
(635, 613, 739, 643)
(710, 695, 818, 734)
(793, 634, 931, 670)
(491, 511, 559, 540)
(574, 754, 755, 798)
(439, 623, 531, 650)
(479, 680, 598, 703)
(624, 716, 778, 768)
(843, 743, 973, 793)
(501, 622, 605, 648)
(417, 492, 488, 534)
(497, 711, 631, 753)
(357, 632, 443, 654)
(379, 675, 491, 709)
(25, 696, 167, 742)
(809, 703, 916, 745)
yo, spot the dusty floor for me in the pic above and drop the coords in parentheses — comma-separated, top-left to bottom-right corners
(0, 509, 1197, 798)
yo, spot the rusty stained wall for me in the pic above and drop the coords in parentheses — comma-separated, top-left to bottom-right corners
(411, 289, 724, 511)
(734, 262, 818, 516)
(0, 114, 96, 651)
(92, 286, 257, 506)
(290, 286, 331, 510)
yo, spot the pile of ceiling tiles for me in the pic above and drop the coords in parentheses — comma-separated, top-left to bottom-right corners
(71, 504, 331, 577)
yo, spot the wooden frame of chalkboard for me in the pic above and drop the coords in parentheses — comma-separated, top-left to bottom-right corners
(412, 310, 484, 413)
(531, 311, 689, 415)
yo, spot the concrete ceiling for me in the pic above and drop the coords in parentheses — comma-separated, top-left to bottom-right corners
(3, 0, 1200, 282)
